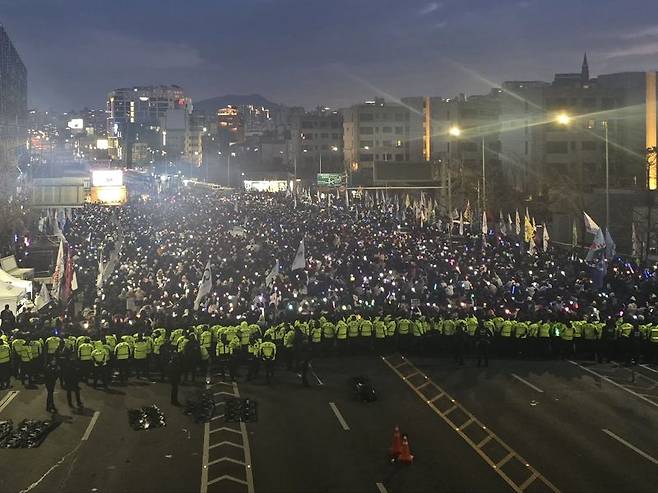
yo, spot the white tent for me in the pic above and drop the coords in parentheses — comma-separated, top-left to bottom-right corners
(0, 269, 33, 295)
(0, 282, 27, 314)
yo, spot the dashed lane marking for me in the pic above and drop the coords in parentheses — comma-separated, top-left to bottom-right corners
(511, 373, 544, 393)
(376, 482, 389, 493)
(329, 402, 350, 431)
(640, 364, 658, 374)
(81, 411, 100, 441)
(569, 360, 658, 408)
(602, 429, 658, 465)
(0, 390, 19, 413)
(382, 355, 560, 493)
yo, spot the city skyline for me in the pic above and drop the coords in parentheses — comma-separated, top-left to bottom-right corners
(3, 0, 658, 111)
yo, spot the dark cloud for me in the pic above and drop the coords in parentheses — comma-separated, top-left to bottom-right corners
(2, 0, 656, 111)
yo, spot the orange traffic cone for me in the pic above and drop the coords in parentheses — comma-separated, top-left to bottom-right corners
(389, 426, 402, 458)
(398, 435, 414, 464)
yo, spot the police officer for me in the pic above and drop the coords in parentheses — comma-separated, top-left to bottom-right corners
(44, 359, 59, 413)
(91, 344, 109, 389)
(168, 352, 183, 406)
(260, 336, 277, 384)
(476, 320, 493, 367)
(0, 338, 11, 389)
(61, 355, 83, 409)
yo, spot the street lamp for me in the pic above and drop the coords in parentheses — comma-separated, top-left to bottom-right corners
(448, 125, 487, 214)
(449, 126, 462, 137)
(556, 112, 571, 126)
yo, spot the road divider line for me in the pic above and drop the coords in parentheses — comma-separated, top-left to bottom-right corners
(81, 411, 100, 441)
(511, 374, 544, 393)
(329, 402, 350, 431)
(602, 429, 658, 465)
(569, 360, 658, 408)
(0, 390, 19, 413)
(376, 482, 388, 493)
(640, 364, 658, 374)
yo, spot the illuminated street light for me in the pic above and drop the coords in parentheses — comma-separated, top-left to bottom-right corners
(556, 112, 571, 125)
(449, 126, 462, 137)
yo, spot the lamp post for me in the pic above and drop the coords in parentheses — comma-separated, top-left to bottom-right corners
(448, 125, 486, 215)
(603, 120, 610, 231)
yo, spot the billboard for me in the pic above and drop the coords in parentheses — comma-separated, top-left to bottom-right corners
(89, 186, 127, 205)
(243, 180, 288, 192)
(317, 173, 344, 188)
(67, 118, 84, 130)
(92, 169, 124, 187)
(96, 139, 109, 150)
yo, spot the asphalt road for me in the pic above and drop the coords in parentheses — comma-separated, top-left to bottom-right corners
(0, 353, 657, 493)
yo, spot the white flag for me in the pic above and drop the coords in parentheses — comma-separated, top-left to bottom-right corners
(35, 282, 51, 311)
(194, 260, 213, 310)
(51, 240, 65, 301)
(499, 211, 507, 236)
(586, 229, 606, 262)
(458, 211, 464, 236)
(345, 188, 350, 208)
(71, 270, 78, 292)
(265, 260, 279, 287)
(583, 212, 601, 235)
(514, 209, 521, 235)
(292, 240, 305, 271)
(542, 223, 550, 252)
(605, 228, 616, 261)
(481, 211, 488, 235)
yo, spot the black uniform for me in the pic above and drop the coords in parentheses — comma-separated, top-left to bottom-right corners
(168, 353, 183, 406)
(44, 362, 59, 413)
(61, 359, 83, 408)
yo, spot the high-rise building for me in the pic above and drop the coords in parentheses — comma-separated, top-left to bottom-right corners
(342, 98, 423, 183)
(0, 25, 27, 199)
(106, 85, 193, 167)
(289, 107, 343, 179)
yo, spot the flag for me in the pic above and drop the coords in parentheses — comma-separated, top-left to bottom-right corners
(586, 228, 606, 262)
(481, 210, 488, 235)
(458, 211, 464, 236)
(605, 228, 616, 261)
(542, 223, 550, 252)
(35, 282, 51, 311)
(62, 251, 74, 302)
(514, 209, 521, 236)
(464, 201, 472, 222)
(499, 211, 507, 236)
(96, 251, 105, 289)
(583, 212, 601, 235)
(194, 260, 213, 310)
(292, 240, 305, 270)
(528, 235, 537, 256)
(71, 269, 78, 292)
(507, 213, 513, 233)
(51, 240, 65, 301)
(632, 222, 641, 260)
(524, 214, 535, 243)
(345, 188, 350, 208)
(265, 260, 279, 287)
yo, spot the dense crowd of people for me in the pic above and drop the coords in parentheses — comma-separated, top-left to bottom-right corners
(1, 188, 657, 411)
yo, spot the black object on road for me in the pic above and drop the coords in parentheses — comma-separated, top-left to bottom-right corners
(0, 419, 59, 448)
(128, 405, 167, 431)
(352, 376, 377, 402)
(184, 390, 216, 423)
(225, 398, 258, 423)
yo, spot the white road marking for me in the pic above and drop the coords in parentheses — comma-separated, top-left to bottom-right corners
(329, 402, 350, 431)
(569, 361, 658, 408)
(233, 382, 255, 493)
(310, 365, 324, 385)
(19, 442, 82, 493)
(640, 364, 658, 374)
(602, 429, 658, 465)
(81, 411, 100, 441)
(511, 373, 544, 393)
(0, 390, 19, 413)
(376, 482, 388, 493)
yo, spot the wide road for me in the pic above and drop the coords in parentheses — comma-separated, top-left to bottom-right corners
(1, 353, 657, 493)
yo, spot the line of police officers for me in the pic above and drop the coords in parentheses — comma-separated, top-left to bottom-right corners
(1, 313, 657, 408)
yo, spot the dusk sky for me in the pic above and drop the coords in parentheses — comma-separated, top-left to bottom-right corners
(3, 0, 658, 111)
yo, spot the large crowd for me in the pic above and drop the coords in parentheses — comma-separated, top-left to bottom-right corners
(1, 188, 658, 409)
